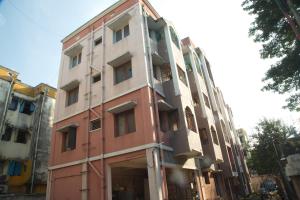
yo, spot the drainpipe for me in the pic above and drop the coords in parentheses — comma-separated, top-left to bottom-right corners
(30, 88, 48, 193)
(101, 20, 106, 200)
(0, 73, 17, 138)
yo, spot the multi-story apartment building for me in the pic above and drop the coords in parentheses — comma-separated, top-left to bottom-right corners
(182, 38, 251, 199)
(237, 128, 250, 158)
(48, 0, 250, 199)
(0, 66, 56, 194)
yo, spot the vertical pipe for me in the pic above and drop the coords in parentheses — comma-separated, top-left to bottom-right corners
(101, 20, 106, 200)
(30, 88, 48, 193)
(0, 73, 16, 137)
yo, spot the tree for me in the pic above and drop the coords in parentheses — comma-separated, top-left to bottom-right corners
(247, 119, 298, 175)
(242, 0, 300, 111)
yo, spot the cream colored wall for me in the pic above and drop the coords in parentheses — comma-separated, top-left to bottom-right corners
(0, 93, 34, 160)
(55, 4, 149, 122)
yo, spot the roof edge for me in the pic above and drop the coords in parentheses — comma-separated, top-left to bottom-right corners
(61, 0, 128, 43)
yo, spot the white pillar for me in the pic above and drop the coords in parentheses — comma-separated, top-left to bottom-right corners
(188, 49, 207, 118)
(146, 148, 163, 200)
(164, 25, 181, 96)
(199, 54, 218, 112)
(106, 164, 112, 200)
(81, 163, 88, 200)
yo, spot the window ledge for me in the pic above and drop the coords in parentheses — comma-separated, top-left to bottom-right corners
(107, 51, 132, 67)
(56, 123, 79, 132)
(89, 128, 101, 133)
(107, 100, 137, 114)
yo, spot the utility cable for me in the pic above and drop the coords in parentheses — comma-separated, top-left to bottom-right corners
(7, 0, 64, 39)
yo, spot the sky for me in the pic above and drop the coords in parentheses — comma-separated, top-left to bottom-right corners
(0, 0, 299, 135)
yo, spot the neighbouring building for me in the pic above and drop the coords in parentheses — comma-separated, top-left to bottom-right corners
(283, 137, 300, 199)
(0, 66, 56, 194)
(47, 0, 251, 199)
(237, 128, 250, 159)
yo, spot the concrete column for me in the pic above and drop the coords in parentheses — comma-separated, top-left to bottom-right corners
(194, 170, 205, 200)
(199, 54, 218, 112)
(188, 49, 207, 119)
(163, 25, 181, 96)
(106, 164, 112, 200)
(81, 163, 88, 200)
(146, 148, 163, 200)
(45, 170, 52, 200)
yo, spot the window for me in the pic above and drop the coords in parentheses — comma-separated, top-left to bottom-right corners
(193, 53, 203, 76)
(169, 26, 180, 49)
(159, 111, 168, 132)
(114, 24, 130, 43)
(8, 96, 18, 111)
(185, 107, 196, 132)
(94, 37, 102, 46)
(168, 109, 179, 131)
(92, 73, 101, 83)
(203, 93, 211, 108)
(211, 126, 219, 145)
(199, 128, 209, 145)
(221, 121, 229, 143)
(115, 29, 122, 42)
(183, 54, 192, 72)
(90, 118, 101, 131)
(192, 93, 200, 106)
(7, 161, 22, 176)
(1, 125, 13, 141)
(15, 129, 28, 144)
(70, 52, 82, 68)
(62, 127, 77, 151)
(19, 100, 35, 115)
(177, 66, 187, 86)
(114, 61, 132, 84)
(66, 86, 79, 106)
(115, 109, 136, 137)
(124, 24, 130, 37)
(153, 65, 161, 80)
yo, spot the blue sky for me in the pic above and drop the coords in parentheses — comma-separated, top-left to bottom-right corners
(0, 0, 299, 132)
(0, 0, 117, 87)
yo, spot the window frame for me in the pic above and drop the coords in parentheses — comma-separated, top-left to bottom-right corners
(114, 109, 136, 137)
(185, 107, 196, 132)
(199, 128, 209, 145)
(90, 118, 101, 132)
(92, 73, 101, 83)
(70, 52, 82, 69)
(203, 93, 211, 108)
(113, 24, 130, 43)
(8, 96, 19, 111)
(66, 86, 79, 106)
(15, 129, 28, 144)
(114, 61, 132, 84)
(62, 127, 77, 152)
(211, 126, 219, 145)
(177, 65, 188, 86)
(94, 37, 102, 46)
(1, 125, 13, 141)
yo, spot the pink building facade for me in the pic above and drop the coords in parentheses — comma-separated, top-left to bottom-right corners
(47, 1, 250, 199)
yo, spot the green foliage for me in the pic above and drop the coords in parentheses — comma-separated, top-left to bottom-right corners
(242, 0, 300, 111)
(248, 119, 298, 175)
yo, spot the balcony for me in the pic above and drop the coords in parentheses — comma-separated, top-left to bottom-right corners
(171, 129, 202, 158)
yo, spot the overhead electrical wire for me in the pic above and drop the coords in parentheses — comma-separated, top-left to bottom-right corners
(7, 0, 64, 39)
